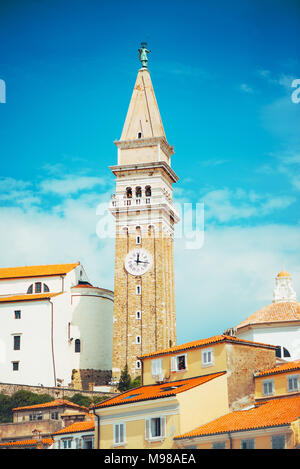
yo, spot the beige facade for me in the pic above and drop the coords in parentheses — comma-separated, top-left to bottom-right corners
(110, 67, 179, 381)
(94, 373, 229, 450)
(140, 335, 277, 411)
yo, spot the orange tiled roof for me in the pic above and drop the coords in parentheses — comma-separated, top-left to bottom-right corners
(93, 373, 225, 409)
(255, 359, 300, 377)
(174, 395, 300, 439)
(138, 334, 276, 360)
(0, 438, 53, 447)
(236, 302, 300, 330)
(53, 419, 94, 436)
(0, 292, 62, 303)
(13, 399, 89, 412)
(0, 262, 80, 280)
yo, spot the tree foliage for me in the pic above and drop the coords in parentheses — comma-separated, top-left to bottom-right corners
(117, 364, 132, 391)
(117, 365, 141, 392)
(0, 390, 52, 423)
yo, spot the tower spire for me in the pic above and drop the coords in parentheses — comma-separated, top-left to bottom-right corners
(119, 65, 166, 142)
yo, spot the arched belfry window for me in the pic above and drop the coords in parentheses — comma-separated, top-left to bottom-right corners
(145, 186, 151, 197)
(136, 187, 142, 198)
(75, 339, 81, 353)
(126, 187, 132, 198)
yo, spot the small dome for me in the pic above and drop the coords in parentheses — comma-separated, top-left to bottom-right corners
(277, 270, 291, 278)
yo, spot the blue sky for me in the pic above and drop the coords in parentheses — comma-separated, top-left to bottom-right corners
(0, 0, 299, 343)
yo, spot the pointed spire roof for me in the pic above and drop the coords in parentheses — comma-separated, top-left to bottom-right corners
(120, 68, 166, 141)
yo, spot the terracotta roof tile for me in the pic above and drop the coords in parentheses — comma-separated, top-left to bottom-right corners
(255, 359, 300, 377)
(53, 419, 94, 436)
(0, 438, 53, 447)
(93, 373, 226, 409)
(0, 292, 62, 303)
(0, 263, 80, 280)
(174, 395, 300, 439)
(236, 302, 300, 330)
(138, 334, 276, 360)
(13, 399, 89, 412)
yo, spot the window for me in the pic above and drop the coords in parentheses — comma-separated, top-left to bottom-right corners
(14, 310, 21, 319)
(136, 235, 141, 245)
(212, 441, 226, 449)
(136, 310, 141, 320)
(136, 285, 141, 295)
(12, 361, 19, 371)
(202, 348, 213, 366)
(75, 438, 81, 449)
(137, 132, 142, 139)
(51, 412, 59, 420)
(288, 375, 299, 392)
(241, 439, 255, 449)
(136, 186, 142, 197)
(13, 335, 21, 350)
(43, 283, 50, 292)
(83, 437, 94, 449)
(35, 282, 42, 293)
(126, 187, 132, 198)
(145, 416, 166, 441)
(263, 379, 274, 396)
(145, 186, 151, 197)
(136, 335, 141, 344)
(75, 339, 81, 353)
(271, 435, 285, 449)
(171, 354, 187, 372)
(136, 360, 141, 370)
(29, 413, 42, 421)
(151, 358, 162, 378)
(27, 284, 33, 294)
(276, 346, 291, 358)
(114, 423, 126, 446)
(62, 439, 72, 449)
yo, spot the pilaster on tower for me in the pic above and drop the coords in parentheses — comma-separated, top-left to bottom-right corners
(110, 45, 179, 382)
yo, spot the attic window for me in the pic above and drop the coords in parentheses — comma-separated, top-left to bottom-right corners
(159, 385, 183, 392)
(122, 393, 142, 400)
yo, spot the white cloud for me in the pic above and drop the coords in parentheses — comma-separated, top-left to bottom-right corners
(39, 175, 109, 196)
(174, 224, 300, 342)
(0, 173, 299, 345)
(240, 83, 254, 94)
(201, 188, 295, 223)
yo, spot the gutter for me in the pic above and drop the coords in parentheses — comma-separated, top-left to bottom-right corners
(228, 432, 233, 449)
(92, 408, 100, 449)
(50, 299, 56, 386)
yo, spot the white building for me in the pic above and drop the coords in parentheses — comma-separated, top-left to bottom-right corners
(231, 271, 300, 361)
(0, 262, 113, 387)
(51, 418, 95, 449)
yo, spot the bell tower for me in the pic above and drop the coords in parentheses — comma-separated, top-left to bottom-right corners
(110, 44, 179, 381)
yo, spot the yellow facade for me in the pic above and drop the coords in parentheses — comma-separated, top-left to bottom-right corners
(142, 342, 227, 385)
(255, 369, 300, 399)
(178, 429, 294, 450)
(94, 373, 229, 449)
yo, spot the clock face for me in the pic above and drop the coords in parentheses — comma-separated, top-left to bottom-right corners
(124, 248, 153, 276)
